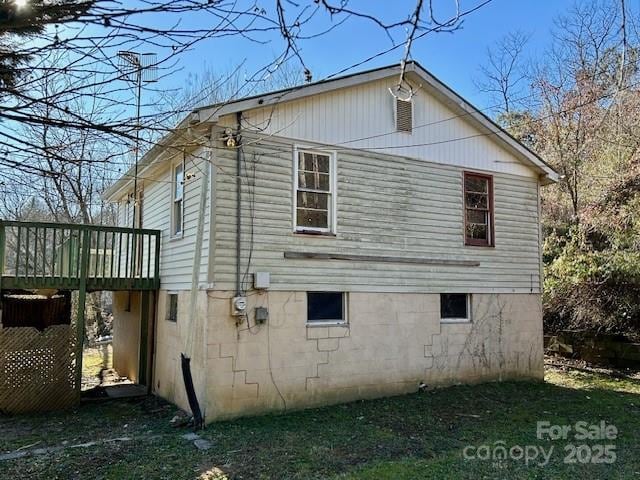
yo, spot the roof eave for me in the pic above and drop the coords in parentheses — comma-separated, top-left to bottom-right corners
(103, 113, 205, 202)
(105, 60, 559, 199)
(198, 61, 558, 182)
(197, 64, 404, 124)
(405, 63, 559, 183)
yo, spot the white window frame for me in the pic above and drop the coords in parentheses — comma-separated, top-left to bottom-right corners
(306, 292, 348, 326)
(440, 293, 472, 324)
(293, 146, 337, 234)
(171, 161, 185, 238)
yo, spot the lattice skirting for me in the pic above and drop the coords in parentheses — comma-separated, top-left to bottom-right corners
(0, 325, 79, 414)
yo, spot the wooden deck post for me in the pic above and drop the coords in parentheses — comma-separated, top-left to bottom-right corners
(74, 228, 91, 392)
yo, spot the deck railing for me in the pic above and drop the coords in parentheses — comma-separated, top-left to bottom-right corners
(0, 220, 161, 291)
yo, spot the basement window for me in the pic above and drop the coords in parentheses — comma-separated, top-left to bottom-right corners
(440, 293, 471, 323)
(464, 172, 494, 247)
(395, 98, 413, 133)
(294, 148, 336, 234)
(167, 293, 178, 322)
(307, 292, 346, 324)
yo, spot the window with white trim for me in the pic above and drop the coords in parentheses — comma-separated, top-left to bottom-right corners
(172, 163, 184, 236)
(440, 293, 471, 323)
(294, 148, 336, 233)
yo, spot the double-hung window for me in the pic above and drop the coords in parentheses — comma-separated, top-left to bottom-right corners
(172, 163, 184, 237)
(464, 172, 494, 246)
(294, 148, 336, 233)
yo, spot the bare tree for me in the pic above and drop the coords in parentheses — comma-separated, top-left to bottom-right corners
(1, 1, 485, 169)
(2, 51, 119, 224)
(533, 0, 630, 222)
(156, 59, 306, 132)
(478, 0, 640, 225)
(1, 0, 493, 223)
(476, 31, 531, 115)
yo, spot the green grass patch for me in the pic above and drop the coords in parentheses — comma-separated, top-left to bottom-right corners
(1, 367, 639, 479)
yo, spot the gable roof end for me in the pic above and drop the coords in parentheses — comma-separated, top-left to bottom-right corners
(106, 61, 559, 202)
(196, 61, 559, 184)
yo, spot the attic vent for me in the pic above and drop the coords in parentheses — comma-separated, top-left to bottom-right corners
(396, 98, 413, 133)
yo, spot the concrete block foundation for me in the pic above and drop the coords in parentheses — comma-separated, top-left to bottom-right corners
(150, 290, 543, 422)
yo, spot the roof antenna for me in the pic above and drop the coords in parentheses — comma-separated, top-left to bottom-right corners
(117, 50, 158, 232)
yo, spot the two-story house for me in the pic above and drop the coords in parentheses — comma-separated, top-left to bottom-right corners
(105, 61, 558, 422)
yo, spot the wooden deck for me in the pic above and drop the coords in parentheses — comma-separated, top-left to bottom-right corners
(0, 220, 161, 292)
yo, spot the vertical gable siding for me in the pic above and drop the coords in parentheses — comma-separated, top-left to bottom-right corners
(212, 134, 541, 294)
(239, 76, 537, 179)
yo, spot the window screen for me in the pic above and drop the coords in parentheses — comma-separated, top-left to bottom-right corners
(440, 293, 469, 321)
(307, 292, 345, 322)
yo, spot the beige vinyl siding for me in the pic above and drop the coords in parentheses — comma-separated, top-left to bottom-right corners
(121, 149, 212, 290)
(211, 134, 541, 294)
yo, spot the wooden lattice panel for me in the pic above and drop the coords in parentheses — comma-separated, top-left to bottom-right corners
(0, 325, 79, 414)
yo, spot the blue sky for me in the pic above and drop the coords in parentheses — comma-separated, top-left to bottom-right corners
(170, 1, 570, 110)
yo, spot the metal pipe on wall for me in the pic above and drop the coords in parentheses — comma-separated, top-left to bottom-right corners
(235, 111, 243, 296)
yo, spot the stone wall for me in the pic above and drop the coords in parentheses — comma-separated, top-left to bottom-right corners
(151, 290, 543, 422)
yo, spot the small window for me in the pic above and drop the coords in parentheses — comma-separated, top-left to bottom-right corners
(464, 172, 494, 246)
(167, 293, 178, 322)
(396, 98, 413, 133)
(307, 292, 346, 324)
(294, 149, 336, 233)
(172, 163, 184, 236)
(440, 293, 470, 322)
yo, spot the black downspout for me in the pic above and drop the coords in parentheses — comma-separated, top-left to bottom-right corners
(181, 353, 203, 430)
(235, 111, 243, 296)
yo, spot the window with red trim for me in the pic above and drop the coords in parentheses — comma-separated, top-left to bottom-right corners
(464, 172, 494, 246)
